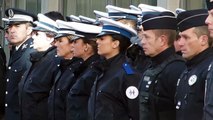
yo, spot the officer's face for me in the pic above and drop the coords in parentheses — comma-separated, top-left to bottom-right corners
(7, 23, 32, 46)
(178, 28, 204, 60)
(141, 30, 162, 57)
(96, 35, 119, 59)
(72, 38, 87, 60)
(54, 36, 73, 59)
(32, 31, 54, 52)
(206, 9, 213, 38)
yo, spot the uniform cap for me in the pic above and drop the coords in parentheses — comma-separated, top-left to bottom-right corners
(206, 0, 213, 10)
(142, 11, 177, 31)
(79, 15, 96, 24)
(56, 21, 102, 40)
(55, 20, 76, 39)
(5, 8, 37, 25)
(175, 8, 186, 15)
(129, 5, 142, 12)
(97, 17, 137, 39)
(177, 9, 208, 32)
(106, 5, 142, 20)
(66, 15, 81, 22)
(138, 4, 171, 16)
(33, 13, 58, 33)
(94, 10, 109, 19)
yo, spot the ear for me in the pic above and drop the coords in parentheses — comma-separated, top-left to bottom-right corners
(159, 35, 167, 46)
(84, 43, 89, 52)
(200, 35, 209, 46)
(112, 40, 120, 49)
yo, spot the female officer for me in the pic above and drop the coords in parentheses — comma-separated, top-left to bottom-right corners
(88, 17, 141, 120)
(65, 22, 103, 120)
(48, 20, 83, 120)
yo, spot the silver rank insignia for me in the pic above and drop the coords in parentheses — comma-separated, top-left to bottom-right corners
(8, 9, 14, 18)
(126, 86, 139, 99)
(22, 44, 28, 50)
(188, 75, 197, 86)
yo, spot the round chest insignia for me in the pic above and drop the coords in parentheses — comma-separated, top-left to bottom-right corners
(8, 9, 14, 18)
(188, 75, 197, 86)
(126, 86, 139, 99)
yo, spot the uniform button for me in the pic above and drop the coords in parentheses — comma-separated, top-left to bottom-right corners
(5, 103, 8, 107)
(5, 91, 8, 94)
(57, 89, 60, 91)
(14, 69, 17, 72)
(57, 64, 60, 67)
(6, 79, 9, 82)
(8, 66, 11, 69)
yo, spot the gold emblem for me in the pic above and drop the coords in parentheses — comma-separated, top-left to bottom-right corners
(8, 9, 14, 18)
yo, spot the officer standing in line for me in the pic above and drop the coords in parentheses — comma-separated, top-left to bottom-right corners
(88, 17, 141, 120)
(18, 13, 60, 120)
(3, 8, 37, 120)
(202, 1, 213, 119)
(106, 5, 150, 73)
(48, 20, 83, 120)
(138, 11, 186, 120)
(175, 9, 213, 120)
(65, 21, 102, 120)
(0, 26, 6, 120)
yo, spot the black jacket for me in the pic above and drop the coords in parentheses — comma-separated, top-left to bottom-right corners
(176, 48, 213, 120)
(139, 47, 186, 120)
(66, 54, 102, 120)
(0, 45, 6, 117)
(88, 53, 141, 120)
(19, 47, 60, 120)
(5, 38, 34, 120)
(48, 57, 83, 120)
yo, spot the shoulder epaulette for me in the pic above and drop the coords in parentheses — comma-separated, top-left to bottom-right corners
(122, 62, 134, 75)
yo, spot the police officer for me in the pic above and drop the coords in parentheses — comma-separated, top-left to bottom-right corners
(138, 11, 186, 120)
(48, 20, 83, 120)
(106, 5, 150, 73)
(88, 17, 141, 120)
(0, 26, 6, 119)
(18, 13, 60, 120)
(65, 21, 102, 120)
(175, 9, 213, 120)
(3, 8, 37, 120)
(202, 1, 213, 119)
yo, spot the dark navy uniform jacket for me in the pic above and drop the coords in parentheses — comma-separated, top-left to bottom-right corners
(204, 48, 213, 120)
(0, 45, 6, 117)
(176, 48, 213, 120)
(5, 38, 34, 120)
(66, 54, 102, 120)
(48, 57, 83, 120)
(139, 47, 186, 120)
(19, 47, 60, 120)
(88, 53, 141, 120)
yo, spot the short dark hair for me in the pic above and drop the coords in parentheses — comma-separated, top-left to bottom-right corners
(44, 11, 64, 21)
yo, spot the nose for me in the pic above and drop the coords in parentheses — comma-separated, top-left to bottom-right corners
(205, 15, 210, 25)
(177, 37, 184, 47)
